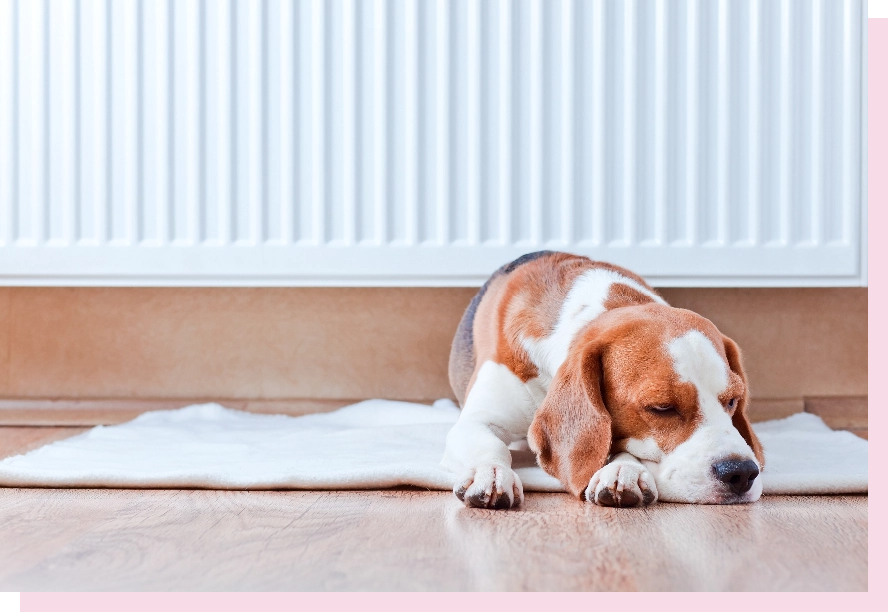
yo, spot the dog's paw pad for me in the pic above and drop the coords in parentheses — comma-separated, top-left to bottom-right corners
(586, 461, 658, 508)
(641, 486, 656, 505)
(453, 465, 524, 510)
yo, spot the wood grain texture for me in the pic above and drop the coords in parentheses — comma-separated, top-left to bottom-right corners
(0, 489, 866, 591)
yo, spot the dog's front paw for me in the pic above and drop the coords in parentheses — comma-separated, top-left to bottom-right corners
(585, 460, 658, 507)
(453, 465, 524, 509)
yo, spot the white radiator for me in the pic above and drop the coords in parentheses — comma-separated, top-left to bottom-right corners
(0, 0, 867, 286)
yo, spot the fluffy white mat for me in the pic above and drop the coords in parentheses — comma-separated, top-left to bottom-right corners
(0, 400, 868, 494)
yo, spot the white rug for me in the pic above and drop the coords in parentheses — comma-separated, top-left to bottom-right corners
(0, 399, 868, 494)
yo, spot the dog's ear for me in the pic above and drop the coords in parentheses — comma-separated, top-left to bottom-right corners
(722, 334, 765, 468)
(528, 338, 612, 498)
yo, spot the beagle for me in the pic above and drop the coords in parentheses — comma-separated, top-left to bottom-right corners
(442, 251, 764, 509)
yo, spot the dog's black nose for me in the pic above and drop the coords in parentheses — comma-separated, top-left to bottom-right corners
(713, 459, 759, 495)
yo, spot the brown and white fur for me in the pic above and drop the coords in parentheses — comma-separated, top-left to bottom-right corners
(442, 251, 764, 509)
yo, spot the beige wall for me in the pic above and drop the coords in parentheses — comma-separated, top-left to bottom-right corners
(0, 287, 867, 408)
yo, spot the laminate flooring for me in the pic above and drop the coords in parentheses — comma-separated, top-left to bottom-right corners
(0, 427, 867, 591)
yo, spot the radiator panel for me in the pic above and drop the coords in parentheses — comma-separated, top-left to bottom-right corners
(0, 0, 866, 286)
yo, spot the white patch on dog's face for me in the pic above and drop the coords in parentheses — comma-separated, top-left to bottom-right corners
(638, 330, 762, 504)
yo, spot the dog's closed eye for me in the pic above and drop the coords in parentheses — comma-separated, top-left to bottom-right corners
(646, 404, 678, 416)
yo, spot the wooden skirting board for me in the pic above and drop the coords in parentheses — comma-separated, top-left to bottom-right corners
(0, 395, 867, 437)
(0, 398, 355, 426)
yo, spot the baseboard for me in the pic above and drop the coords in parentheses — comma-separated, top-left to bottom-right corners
(0, 396, 867, 439)
(0, 398, 359, 426)
(804, 396, 868, 437)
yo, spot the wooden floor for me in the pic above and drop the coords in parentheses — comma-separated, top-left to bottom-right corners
(0, 426, 868, 591)
(0, 488, 867, 591)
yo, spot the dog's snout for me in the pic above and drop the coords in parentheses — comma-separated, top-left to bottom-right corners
(713, 459, 759, 495)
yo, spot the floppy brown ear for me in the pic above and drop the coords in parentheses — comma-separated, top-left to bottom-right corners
(527, 339, 612, 498)
(722, 334, 765, 468)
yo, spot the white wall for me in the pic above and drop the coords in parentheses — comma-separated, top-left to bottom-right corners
(0, 0, 867, 286)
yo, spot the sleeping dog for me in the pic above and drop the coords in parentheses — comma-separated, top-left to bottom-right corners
(442, 251, 764, 509)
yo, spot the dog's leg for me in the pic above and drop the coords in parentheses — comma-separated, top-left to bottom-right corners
(585, 452, 658, 507)
(442, 361, 537, 509)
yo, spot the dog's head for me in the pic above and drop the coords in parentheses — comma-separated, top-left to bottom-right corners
(528, 303, 764, 504)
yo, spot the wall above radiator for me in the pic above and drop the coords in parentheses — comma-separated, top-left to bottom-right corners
(0, 0, 867, 287)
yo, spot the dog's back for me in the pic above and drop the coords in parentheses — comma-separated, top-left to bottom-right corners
(449, 251, 654, 406)
(448, 251, 555, 406)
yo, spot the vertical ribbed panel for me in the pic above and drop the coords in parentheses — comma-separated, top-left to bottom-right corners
(0, 0, 13, 247)
(0, 0, 866, 285)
